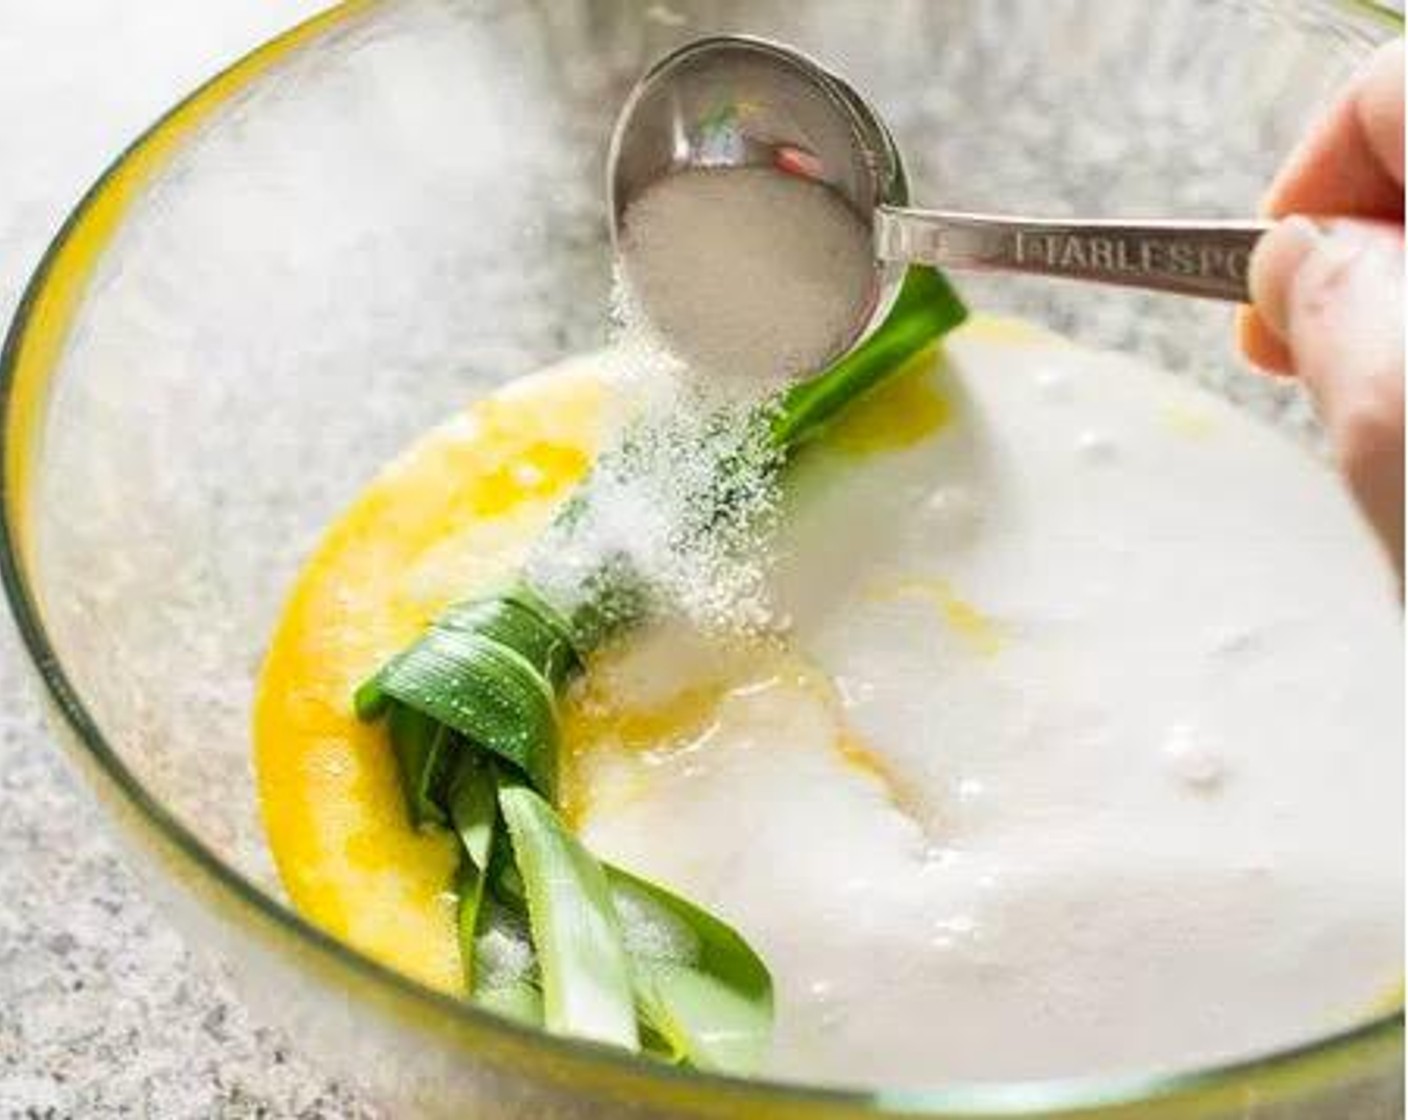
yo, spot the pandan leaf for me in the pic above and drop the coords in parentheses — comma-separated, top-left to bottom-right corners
(437, 589, 582, 692)
(455, 857, 491, 990)
(607, 865, 772, 1074)
(452, 763, 545, 1020)
(771, 267, 967, 450)
(448, 755, 498, 872)
(498, 785, 638, 1050)
(470, 891, 544, 1027)
(638, 1019, 686, 1064)
(373, 627, 558, 799)
(489, 836, 527, 908)
(387, 704, 453, 829)
(353, 675, 390, 720)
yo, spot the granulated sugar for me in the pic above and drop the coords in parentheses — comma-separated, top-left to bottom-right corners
(525, 339, 784, 635)
(529, 167, 875, 636)
(617, 166, 875, 389)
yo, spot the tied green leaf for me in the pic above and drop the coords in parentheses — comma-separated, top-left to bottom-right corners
(353, 676, 390, 721)
(449, 755, 498, 991)
(438, 589, 582, 692)
(499, 784, 639, 1050)
(607, 865, 773, 1074)
(447, 770, 772, 1069)
(455, 858, 491, 990)
(469, 891, 544, 1027)
(448, 755, 498, 872)
(371, 628, 559, 799)
(358, 584, 580, 798)
(387, 705, 452, 829)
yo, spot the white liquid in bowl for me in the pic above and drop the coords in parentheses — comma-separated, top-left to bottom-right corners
(571, 324, 1403, 1086)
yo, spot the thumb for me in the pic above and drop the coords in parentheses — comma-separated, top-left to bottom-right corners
(1249, 216, 1405, 577)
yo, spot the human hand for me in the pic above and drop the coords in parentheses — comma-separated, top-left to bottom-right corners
(1238, 39, 1404, 579)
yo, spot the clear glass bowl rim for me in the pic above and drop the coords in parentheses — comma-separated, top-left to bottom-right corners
(0, 1, 1401, 1114)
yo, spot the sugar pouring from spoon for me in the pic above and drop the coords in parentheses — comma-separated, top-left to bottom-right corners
(608, 35, 1271, 375)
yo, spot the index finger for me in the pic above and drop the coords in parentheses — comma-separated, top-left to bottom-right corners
(1264, 39, 1404, 220)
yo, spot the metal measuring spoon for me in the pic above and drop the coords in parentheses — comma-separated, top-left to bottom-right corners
(609, 35, 1270, 366)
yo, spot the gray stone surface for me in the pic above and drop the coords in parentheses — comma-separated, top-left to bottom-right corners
(0, 3, 1398, 1118)
(0, 5, 376, 1115)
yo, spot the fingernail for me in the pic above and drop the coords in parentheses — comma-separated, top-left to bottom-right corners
(1249, 216, 1324, 340)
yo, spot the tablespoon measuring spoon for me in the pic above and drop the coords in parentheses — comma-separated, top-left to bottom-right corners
(609, 35, 1271, 366)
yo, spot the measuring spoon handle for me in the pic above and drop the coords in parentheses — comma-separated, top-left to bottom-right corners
(875, 208, 1271, 303)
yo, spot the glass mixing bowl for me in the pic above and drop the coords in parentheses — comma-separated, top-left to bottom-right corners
(1, 1, 1402, 1115)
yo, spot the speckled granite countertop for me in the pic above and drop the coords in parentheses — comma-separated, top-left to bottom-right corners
(0, 6, 377, 1114)
(0, 4, 1401, 1117)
